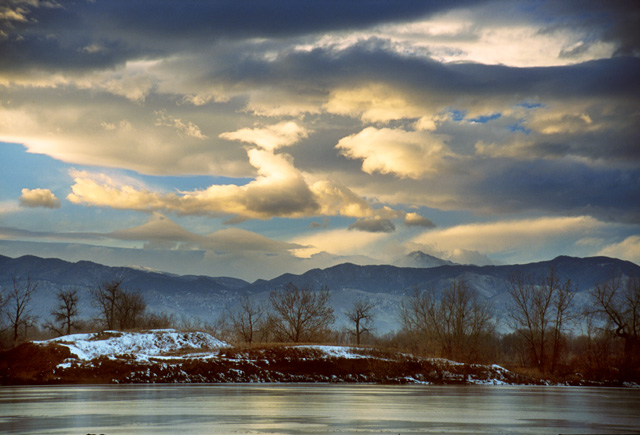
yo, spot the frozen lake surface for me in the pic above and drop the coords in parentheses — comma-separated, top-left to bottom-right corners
(1, 384, 639, 434)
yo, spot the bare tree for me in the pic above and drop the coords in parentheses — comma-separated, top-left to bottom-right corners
(440, 280, 495, 362)
(0, 289, 7, 324)
(116, 291, 146, 330)
(6, 273, 38, 345)
(507, 268, 575, 373)
(92, 280, 146, 330)
(345, 298, 375, 345)
(46, 289, 80, 336)
(230, 294, 265, 344)
(269, 282, 335, 343)
(92, 280, 121, 330)
(401, 280, 495, 362)
(400, 285, 442, 356)
(549, 276, 576, 373)
(590, 274, 640, 372)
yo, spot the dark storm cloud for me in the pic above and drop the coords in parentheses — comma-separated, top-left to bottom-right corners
(339, 154, 640, 226)
(2, 0, 638, 231)
(185, 41, 627, 126)
(470, 159, 640, 223)
(193, 40, 640, 104)
(193, 43, 639, 166)
(0, 0, 486, 73)
(541, 0, 640, 56)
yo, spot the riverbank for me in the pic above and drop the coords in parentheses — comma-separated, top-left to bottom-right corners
(0, 329, 632, 386)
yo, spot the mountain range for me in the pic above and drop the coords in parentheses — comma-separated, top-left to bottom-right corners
(1, 253, 639, 334)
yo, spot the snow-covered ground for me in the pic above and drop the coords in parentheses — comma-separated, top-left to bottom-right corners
(37, 329, 229, 362)
(28, 330, 535, 385)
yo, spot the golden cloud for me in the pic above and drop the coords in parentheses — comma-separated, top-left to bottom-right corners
(411, 216, 605, 255)
(598, 236, 640, 265)
(67, 148, 384, 221)
(324, 83, 428, 123)
(219, 121, 309, 151)
(19, 188, 61, 208)
(337, 127, 451, 179)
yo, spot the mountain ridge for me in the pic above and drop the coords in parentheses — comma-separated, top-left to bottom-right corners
(1, 253, 639, 333)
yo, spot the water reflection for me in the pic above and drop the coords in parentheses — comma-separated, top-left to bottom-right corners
(1, 385, 639, 434)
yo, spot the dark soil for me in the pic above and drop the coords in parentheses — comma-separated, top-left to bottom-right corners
(1, 343, 542, 385)
(0, 342, 73, 384)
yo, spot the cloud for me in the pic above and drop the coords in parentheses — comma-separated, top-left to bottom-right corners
(309, 218, 329, 229)
(66, 147, 387, 221)
(411, 216, 606, 261)
(109, 212, 303, 254)
(0, 5, 29, 22)
(448, 249, 494, 266)
(19, 188, 60, 208)
(598, 236, 640, 265)
(0, 1, 482, 73)
(337, 127, 451, 179)
(1, 0, 639, 279)
(404, 212, 436, 228)
(109, 212, 200, 249)
(291, 228, 388, 258)
(155, 110, 207, 139)
(302, 3, 625, 67)
(348, 218, 395, 233)
(0, 90, 254, 177)
(324, 83, 429, 123)
(67, 149, 319, 220)
(309, 180, 374, 218)
(219, 121, 309, 151)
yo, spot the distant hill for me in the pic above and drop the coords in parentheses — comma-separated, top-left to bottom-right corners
(0, 254, 248, 326)
(246, 255, 640, 296)
(1, 254, 638, 334)
(396, 251, 457, 268)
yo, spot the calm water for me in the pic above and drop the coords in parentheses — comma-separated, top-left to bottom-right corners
(1, 384, 639, 434)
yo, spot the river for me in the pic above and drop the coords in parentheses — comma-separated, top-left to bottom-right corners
(1, 384, 639, 434)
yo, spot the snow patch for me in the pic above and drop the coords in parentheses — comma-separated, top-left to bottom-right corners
(36, 329, 229, 362)
(296, 345, 367, 359)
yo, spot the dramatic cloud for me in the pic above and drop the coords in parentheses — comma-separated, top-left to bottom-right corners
(66, 149, 320, 221)
(0, 0, 480, 73)
(219, 121, 309, 151)
(19, 188, 60, 208)
(66, 150, 392, 221)
(337, 127, 452, 179)
(309, 180, 374, 218)
(324, 84, 429, 123)
(1, 0, 638, 278)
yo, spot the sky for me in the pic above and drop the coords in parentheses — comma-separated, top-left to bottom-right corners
(0, 0, 639, 281)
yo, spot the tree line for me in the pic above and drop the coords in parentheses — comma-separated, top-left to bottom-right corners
(0, 278, 173, 347)
(1, 269, 638, 381)
(392, 269, 639, 381)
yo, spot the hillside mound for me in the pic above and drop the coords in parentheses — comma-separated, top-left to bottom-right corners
(1, 329, 542, 385)
(38, 329, 229, 362)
